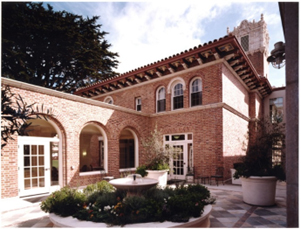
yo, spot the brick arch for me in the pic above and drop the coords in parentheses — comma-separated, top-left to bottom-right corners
(78, 121, 109, 174)
(118, 123, 142, 170)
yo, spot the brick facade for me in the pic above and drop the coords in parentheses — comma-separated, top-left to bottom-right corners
(1, 57, 262, 198)
(2, 16, 275, 198)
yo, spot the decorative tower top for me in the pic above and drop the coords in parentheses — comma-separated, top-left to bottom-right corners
(228, 14, 270, 78)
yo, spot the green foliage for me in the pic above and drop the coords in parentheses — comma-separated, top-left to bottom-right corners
(41, 183, 214, 226)
(234, 118, 286, 181)
(140, 125, 178, 171)
(83, 181, 115, 196)
(135, 165, 148, 177)
(40, 186, 86, 217)
(2, 2, 119, 93)
(1, 85, 53, 149)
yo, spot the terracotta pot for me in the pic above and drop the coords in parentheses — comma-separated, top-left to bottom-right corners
(241, 176, 277, 206)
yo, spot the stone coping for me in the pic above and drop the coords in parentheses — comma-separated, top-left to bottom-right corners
(49, 204, 212, 228)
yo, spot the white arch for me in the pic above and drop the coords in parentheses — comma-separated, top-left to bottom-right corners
(167, 77, 186, 94)
(104, 96, 114, 104)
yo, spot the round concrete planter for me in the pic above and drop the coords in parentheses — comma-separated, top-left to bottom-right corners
(49, 204, 212, 228)
(146, 169, 169, 188)
(241, 176, 277, 206)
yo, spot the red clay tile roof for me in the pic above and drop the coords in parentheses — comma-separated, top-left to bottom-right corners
(75, 34, 272, 98)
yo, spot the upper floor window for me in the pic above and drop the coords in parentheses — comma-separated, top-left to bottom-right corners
(104, 96, 113, 104)
(157, 87, 166, 113)
(136, 97, 141, 111)
(190, 79, 202, 107)
(241, 35, 249, 52)
(270, 97, 283, 123)
(173, 83, 183, 110)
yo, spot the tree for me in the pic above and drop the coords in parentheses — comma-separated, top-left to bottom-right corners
(2, 2, 119, 93)
(1, 86, 53, 149)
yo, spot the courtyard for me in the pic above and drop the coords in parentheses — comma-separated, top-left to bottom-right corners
(1, 182, 286, 228)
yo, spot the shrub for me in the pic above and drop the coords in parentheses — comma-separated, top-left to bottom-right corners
(41, 183, 215, 226)
(40, 186, 86, 217)
(83, 180, 115, 203)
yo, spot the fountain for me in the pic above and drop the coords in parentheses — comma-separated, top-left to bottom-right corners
(109, 174, 158, 196)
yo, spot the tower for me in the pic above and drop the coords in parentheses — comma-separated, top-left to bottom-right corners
(227, 14, 270, 78)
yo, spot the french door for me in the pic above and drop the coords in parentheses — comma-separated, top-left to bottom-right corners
(18, 136, 58, 197)
(170, 143, 187, 180)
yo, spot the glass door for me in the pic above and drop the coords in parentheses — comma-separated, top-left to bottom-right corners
(18, 136, 58, 197)
(170, 144, 187, 180)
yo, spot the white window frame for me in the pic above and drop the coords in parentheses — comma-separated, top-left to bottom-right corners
(190, 78, 202, 107)
(136, 97, 141, 111)
(104, 96, 114, 104)
(172, 83, 184, 110)
(156, 87, 166, 113)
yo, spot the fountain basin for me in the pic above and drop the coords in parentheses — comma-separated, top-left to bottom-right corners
(109, 176, 158, 196)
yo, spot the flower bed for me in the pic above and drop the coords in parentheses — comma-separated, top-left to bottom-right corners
(41, 181, 215, 227)
(49, 205, 212, 228)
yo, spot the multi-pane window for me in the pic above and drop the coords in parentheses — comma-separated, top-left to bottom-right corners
(191, 79, 202, 107)
(136, 97, 141, 111)
(173, 83, 183, 110)
(241, 35, 249, 52)
(157, 87, 166, 112)
(270, 97, 283, 123)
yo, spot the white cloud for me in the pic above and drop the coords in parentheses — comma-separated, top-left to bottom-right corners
(93, 1, 231, 73)
(49, 1, 285, 87)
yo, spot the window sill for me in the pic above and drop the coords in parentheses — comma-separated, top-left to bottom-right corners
(119, 168, 136, 172)
(79, 171, 106, 176)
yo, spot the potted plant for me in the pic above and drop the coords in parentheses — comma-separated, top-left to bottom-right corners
(233, 118, 285, 206)
(136, 125, 179, 187)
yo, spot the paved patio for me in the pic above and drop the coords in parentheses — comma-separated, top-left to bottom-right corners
(1, 182, 286, 228)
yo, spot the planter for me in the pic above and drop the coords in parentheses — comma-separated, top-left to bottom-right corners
(241, 176, 277, 206)
(146, 169, 169, 188)
(230, 169, 241, 185)
(49, 205, 212, 228)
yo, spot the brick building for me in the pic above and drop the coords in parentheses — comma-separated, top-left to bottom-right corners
(1, 15, 285, 198)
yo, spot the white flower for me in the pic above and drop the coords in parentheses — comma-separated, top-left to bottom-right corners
(99, 209, 101, 212)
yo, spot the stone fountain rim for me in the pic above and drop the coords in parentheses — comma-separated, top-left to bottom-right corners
(49, 204, 212, 228)
(109, 177, 158, 187)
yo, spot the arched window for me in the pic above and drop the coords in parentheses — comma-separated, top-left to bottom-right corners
(157, 87, 166, 112)
(173, 83, 183, 110)
(119, 129, 137, 169)
(79, 124, 107, 174)
(190, 79, 202, 107)
(104, 96, 113, 104)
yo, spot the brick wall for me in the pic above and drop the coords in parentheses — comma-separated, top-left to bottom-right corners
(1, 59, 261, 197)
(95, 64, 223, 113)
(247, 52, 264, 77)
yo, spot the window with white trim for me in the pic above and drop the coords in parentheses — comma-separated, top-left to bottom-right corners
(136, 97, 141, 111)
(104, 96, 113, 104)
(157, 87, 166, 113)
(173, 83, 183, 110)
(190, 79, 202, 107)
(270, 97, 283, 123)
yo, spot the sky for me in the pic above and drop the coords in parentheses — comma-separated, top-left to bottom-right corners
(46, 1, 286, 88)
